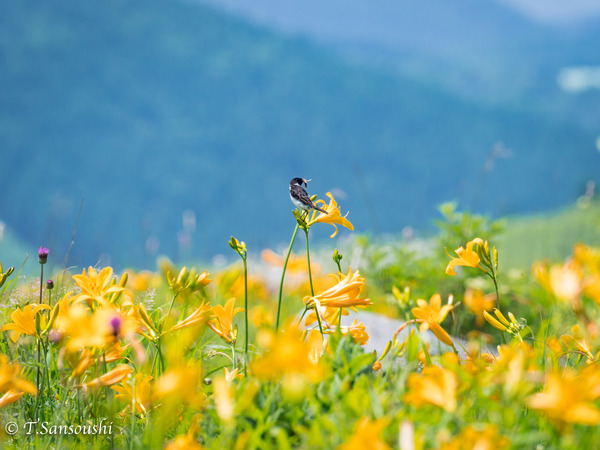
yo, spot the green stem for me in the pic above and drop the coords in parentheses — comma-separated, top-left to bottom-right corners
(243, 257, 248, 376)
(488, 271, 500, 305)
(303, 228, 324, 336)
(276, 223, 300, 331)
(130, 375, 136, 450)
(304, 228, 315, 297)
(297, 306, 309, 327)
(36, 264, 44, 397)
(314, 306, 324, 335)
(335, 260, 342, 273)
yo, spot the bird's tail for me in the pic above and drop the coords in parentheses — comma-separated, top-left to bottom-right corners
(316, 205, 328, 214)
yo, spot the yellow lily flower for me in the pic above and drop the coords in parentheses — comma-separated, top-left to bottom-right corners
(80, 364, 134, 389)
(527, 368, 600, 426)
(304, 304, 348, 328)
(0, 390, 26, 409)
(339, 319, 369, 345)
(404, 365, 457, 412)
(445, 238, 485, 275)
(463, 289, 496, 326)
(165, 417, 204, 450)
(154, 364, 204, 408)
(304, 268, 371, 309)
(207, 298, 244, 344)
(0, 355, 37, 395)
(251, 325, 326, 383)
(72, 266, 125, 306)
(166, 302, 211, 333)
(2, 303, 51, 342)
(307, 192, 354, 238)
(441, 425, 510, 450)
(560, 324, 594, 361)
(56, 305, 139, 351)
(338, 417, 391, 450)
(112, 373, 156, 414)
(213, 376, 234, 422)
(411, 293, 454, 346)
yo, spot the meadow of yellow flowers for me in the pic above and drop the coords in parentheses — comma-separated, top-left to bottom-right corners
(0, 195, 599, 449)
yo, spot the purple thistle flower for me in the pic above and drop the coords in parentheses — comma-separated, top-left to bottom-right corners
(46, 280, 54, 290)
(38, 247, 49, 264)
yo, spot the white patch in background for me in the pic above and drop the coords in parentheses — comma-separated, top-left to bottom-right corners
(496, 0, 600, 24)
(557, 66, 600, 93)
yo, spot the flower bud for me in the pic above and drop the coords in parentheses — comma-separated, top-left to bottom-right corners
(46, 280, 54, 290)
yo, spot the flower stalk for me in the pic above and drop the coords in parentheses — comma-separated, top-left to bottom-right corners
(276, 222, 300, 332)
(229, 237, 249, 375)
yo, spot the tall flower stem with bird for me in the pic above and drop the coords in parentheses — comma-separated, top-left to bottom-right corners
(276, 223, 300, 332)
(277, 178, 328, 332)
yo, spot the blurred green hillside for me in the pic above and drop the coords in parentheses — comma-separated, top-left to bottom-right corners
(0, 0, 597, 269)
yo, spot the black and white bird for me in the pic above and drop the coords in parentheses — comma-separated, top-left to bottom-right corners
(289, 178, 328, 215)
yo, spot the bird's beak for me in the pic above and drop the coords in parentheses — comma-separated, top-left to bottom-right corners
(303, 178, 311, 187)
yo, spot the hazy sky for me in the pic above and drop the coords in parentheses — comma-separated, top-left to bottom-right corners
(496, 0, 600, 24)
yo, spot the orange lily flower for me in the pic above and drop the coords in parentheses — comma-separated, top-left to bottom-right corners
(72, 266, 125, 306)
(207, 298, 244, 344)
(304, 268, 371, 309)
(445, 238, 485, 275)
(166, 302, 211, 333)
(404, 365, 457, 412)
(307, 192, 354, 238)
(80, 364, 134, 389)
(2, 303, 51, 342)
(0, 355, 37, 395)
(411, 294, 454, 346)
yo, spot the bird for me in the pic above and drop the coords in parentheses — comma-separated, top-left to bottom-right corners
(289, 177, 328, 215)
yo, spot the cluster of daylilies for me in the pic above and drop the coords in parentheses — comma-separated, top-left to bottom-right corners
(0, 193, 599, 448)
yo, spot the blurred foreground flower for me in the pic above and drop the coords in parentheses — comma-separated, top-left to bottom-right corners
(560, 324, 595, 361)
(154, 364, 204, 408)
(55, 304, 139, 351)
(80, 364, 134, 390)
(0, 390, 27, 409)
(464, 289, 496, 326)
(404, 365, 457, 412)
(338, 417, 390, 450)
(527, 368, 600, 427)
(0, 355, 36, 397)
(306, 192, 354, 238)
(112, 373, 156, 414)
(165, 418, 204, 450)
(441, 425, 510, 450)
(251, 325, 326, 391)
